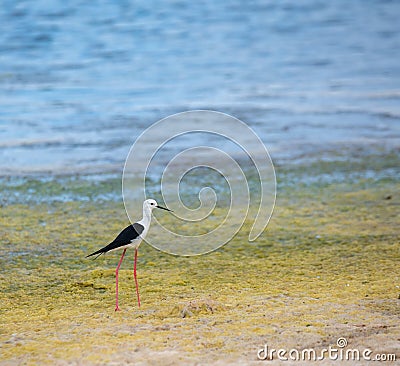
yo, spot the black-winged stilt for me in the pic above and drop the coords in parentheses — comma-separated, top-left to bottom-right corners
(86, 199, 172, 311)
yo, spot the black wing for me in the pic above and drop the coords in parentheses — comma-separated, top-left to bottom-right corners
(86, 223, 144, 258)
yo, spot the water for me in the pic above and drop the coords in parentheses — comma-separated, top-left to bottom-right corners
(1, 0, 399, 176)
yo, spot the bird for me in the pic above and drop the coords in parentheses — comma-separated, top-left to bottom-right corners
(86, 199, 172, 311)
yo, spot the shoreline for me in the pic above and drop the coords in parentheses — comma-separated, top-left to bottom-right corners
(1, 145, 398, 205)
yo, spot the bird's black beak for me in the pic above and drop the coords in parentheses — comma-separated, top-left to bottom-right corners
(156, 205, 173, 212)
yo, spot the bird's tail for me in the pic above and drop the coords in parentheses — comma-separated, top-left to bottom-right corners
(86, 249, 105, 259)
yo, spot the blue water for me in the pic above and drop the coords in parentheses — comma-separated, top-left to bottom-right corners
(0, 0, 399, 175)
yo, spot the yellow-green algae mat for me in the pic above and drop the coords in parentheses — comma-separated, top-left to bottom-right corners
(1, 158, 399, 365)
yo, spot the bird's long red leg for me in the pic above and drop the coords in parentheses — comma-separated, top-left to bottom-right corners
(115, 248, 127, 312)
(134, 248, 141, 308)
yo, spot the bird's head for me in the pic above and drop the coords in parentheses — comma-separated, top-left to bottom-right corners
(144, 199, 172, 212)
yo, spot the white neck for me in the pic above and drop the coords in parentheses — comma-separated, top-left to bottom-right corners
(138, 204, 152, 228)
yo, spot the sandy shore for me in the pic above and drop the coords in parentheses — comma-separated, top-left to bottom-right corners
(0, 150, 399, 365)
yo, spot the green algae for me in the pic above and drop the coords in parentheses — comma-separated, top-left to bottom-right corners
(0, 152, 399, 364)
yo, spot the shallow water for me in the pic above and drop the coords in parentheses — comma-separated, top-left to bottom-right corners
(0, 0, 399, 175)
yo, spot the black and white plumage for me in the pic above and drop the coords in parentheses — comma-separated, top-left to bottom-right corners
(86, 199, 172, 311)
(86, 223, 145, 259)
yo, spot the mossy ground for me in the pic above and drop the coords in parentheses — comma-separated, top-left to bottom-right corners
(0, 151, 399, 365)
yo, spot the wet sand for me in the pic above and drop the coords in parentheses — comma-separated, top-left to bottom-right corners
(0, 150, 399, 365)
